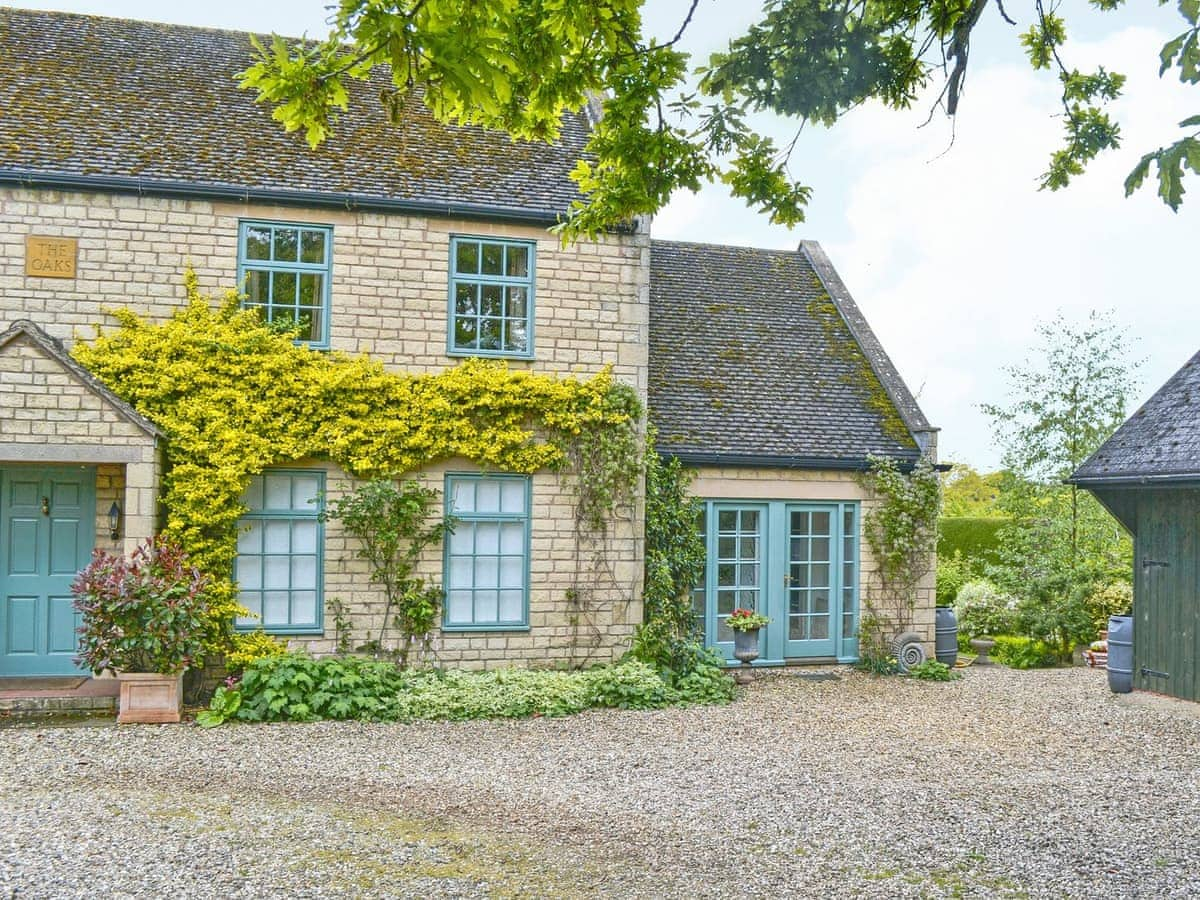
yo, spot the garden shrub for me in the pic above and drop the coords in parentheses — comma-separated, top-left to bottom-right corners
(990, 635, 1060, 669)
(205, 653, 733, 725)
(907, 659, 959, 681)
(1085, 582, 1132, 633)
(953, 579, 1018, 638)
(234, 654, 408, 722)
(73, 537, 212, 675)
(392, 667, 599, 720)
(937, 517, 1008, 566)
(1014, 575, 1097, 662)
(935, 550, 974, 607)
(225, 629, 288, 673)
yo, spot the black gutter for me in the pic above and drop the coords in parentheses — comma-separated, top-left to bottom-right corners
(1068, 473, 1200, 488)
(657, 450, 926, 472)
(0, 169, 565, 227)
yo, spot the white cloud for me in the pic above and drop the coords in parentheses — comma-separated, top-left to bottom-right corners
(821, 25, 1199, 468)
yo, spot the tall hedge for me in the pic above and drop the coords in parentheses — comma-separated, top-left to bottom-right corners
(937, 517, 1009, 566)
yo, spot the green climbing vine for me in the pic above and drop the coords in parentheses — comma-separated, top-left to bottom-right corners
(858, 454, 941, 661)
(72, 272, 643, 659)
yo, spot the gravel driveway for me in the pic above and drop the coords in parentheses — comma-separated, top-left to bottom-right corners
(2, 666, 1198, 899)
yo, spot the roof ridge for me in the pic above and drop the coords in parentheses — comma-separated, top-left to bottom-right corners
(650, 238, 801, 254)
(2, 5, 269, 40)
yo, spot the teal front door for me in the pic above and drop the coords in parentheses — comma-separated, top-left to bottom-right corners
(695, 500, 859, 664)
(0, 466, 96, 676)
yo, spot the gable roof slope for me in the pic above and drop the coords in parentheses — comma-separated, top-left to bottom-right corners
(0, 8, 590, 222)
(648, 239, 932, 469)
(0, 319, 161, 437)
(1071, 349, 1200, 485)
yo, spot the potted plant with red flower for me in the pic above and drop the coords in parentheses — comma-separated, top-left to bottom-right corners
(72, 537, 212, 724)
(727, 608, 770, 682)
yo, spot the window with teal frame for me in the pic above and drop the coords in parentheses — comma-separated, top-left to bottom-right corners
(443, 474, 530, 630)
(235, 470, 324, 635)
(238, 220, 333, 347)
(448, 236, 535, 358)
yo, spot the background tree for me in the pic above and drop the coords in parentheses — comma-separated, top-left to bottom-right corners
(940, 463, 1006, 517)
(980, 310, 1139, 658)
(241, 0, 1200, 240)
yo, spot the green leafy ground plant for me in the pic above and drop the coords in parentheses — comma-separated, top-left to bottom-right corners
(906, 660, 960, 682)
(200, 652, 733, 725)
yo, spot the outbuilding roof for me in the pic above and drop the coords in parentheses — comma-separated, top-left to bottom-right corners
(648, 239, 933, 469)
(1071, 349, 1200, 485)
(0, 8, 591, 223)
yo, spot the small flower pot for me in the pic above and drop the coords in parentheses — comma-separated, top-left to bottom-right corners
(117, 672, 184, 724)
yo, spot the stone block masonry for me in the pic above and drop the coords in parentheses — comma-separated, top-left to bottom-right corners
(0, 190, 650, 398)
(288, 459, 642, 670)
(1, 187, 647, 669)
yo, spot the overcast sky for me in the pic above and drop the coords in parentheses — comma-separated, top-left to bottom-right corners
(9, 0, 1198, 470)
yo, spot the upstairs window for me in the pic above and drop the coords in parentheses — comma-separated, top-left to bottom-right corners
(239, 221, 332, 347)
(448, 236, 535, 358)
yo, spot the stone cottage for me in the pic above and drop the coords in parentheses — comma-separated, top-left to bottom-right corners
(0, 8, 936, 677)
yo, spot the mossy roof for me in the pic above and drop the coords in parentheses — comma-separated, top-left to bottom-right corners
(648, 240, 932, 468)
(0, 8, 590, 218)
(1072, 349, 1200, 484)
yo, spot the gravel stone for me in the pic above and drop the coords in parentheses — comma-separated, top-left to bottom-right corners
(2, 666, 1198, 898)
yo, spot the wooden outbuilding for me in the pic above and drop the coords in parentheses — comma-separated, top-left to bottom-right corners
(1070, 351, 1200, 703)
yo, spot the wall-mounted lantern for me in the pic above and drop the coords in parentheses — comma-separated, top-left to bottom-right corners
(108, 501, 121, 542)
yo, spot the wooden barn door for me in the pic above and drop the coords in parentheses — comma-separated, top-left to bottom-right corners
(1134, 491, 1200, 703)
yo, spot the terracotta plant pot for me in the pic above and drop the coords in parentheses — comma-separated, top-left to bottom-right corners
(117, 672, 184, 724)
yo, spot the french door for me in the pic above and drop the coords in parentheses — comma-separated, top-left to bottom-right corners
(694, 500, 859, 663)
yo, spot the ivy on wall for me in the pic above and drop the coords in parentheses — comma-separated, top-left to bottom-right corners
(73, 272, 642, 657)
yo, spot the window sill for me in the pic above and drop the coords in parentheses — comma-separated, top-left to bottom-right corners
(446, 348, 535, 362)
(441, 624, 531, 633)
(235, 625, 324, 636)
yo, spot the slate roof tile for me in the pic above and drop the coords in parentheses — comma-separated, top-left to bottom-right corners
(1072, 349, 1200, 483)
(648, 239, 930, 467)
(0, 8, 589, 218)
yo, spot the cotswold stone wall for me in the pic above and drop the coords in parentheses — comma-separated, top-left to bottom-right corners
(282, 459, 641, 670)
(0, 187, 648, 668)
(0, 331, 160, 555)
(0, 189, 650, 394)
(688, 466, 937, 656)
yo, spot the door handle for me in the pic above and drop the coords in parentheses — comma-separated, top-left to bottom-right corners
(41, 496, 50, 516)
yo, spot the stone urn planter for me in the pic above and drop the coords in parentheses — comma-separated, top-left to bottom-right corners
(727, 609, 770, 684)
(732, 627, 762, 683)
(970, 637, 996, 666)
(117, 672, 185, 724)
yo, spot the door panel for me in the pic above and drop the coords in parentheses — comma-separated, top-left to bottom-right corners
(5, 597, 37, 654)
(708, 505, 765, 660)
(0, 467, 95, 676)
(783, 506, 837, 658)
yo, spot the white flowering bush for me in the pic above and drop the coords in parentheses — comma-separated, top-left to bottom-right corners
(953, 579, 1018, 638)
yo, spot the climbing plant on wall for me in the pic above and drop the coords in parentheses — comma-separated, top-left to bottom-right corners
(73, 272, 643, 659)
(858, 454, 941, 661)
